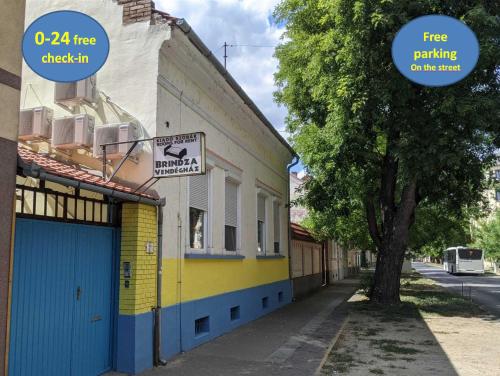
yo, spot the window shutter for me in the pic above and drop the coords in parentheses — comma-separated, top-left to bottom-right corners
(189, 173, 208, 211)
(225, 180, 238, 227)
(257, 194, 266, 222)
(273, 201, 280, 240)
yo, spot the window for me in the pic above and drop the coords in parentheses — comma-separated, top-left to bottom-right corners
(262, 296, 269, 309)
(225, 180, 238, 251)
(458, 248, 482, 260)
(273, 200, 280, 253)
(257, 194, 266, 253)
(189, 173, 209, 250)
(496, 190, 500, 202)
(194, 316, 210, 336)
(230, 306, 240, 321)
(495, 170, 500, 181)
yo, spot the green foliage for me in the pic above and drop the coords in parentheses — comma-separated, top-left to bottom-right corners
(274, 0, 500, 254)
(360, 271, 375, 297)
(408, 204, 473, 260)
(474, 210, 500, 261)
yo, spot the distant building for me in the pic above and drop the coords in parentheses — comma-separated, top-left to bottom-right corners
(290, 171, 308, 223)
(289, 172, 362, 289)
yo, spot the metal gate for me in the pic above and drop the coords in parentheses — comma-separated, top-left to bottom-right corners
(8, 218, 118, 376)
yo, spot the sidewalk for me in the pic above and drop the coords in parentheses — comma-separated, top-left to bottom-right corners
(142, 279, 359, 376)
(320, 272, 500, 376)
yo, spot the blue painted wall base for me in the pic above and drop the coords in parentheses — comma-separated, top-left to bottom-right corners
(160, 279, 292, 359)
(116, 312, 154, 374)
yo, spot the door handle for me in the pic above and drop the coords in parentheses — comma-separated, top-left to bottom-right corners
(91, 315, 102, 323)
(76, 286, 81, 301)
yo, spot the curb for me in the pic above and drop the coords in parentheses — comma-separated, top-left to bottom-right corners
(313, 311, 350, 376)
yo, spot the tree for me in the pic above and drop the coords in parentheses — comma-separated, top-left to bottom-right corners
(474, 210, 500, 271)
(408, 204, 472, 262)
(274, 0, 500, 303)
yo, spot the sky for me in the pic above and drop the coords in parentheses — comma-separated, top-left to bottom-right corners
(155, 0, 304, 172)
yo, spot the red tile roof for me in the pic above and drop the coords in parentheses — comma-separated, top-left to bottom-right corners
(291, 222, 321, 243)
(18, 147, 158, 200)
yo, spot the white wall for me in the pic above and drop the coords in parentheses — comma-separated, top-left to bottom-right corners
(154, 30, 292, 259)
(21, 0, 293, 261)
(22, 0, 170, 184)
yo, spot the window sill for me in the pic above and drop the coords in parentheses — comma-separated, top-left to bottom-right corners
(185, 253, 245, 260)
(256, 254, 285, 259)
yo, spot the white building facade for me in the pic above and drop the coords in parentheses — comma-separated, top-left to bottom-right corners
(16, 1, 295, 374)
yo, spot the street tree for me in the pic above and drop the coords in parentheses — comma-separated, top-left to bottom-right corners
(474, 210, 500, 271)
(274, 0, 500, 303)
(408, 205, 472, 262)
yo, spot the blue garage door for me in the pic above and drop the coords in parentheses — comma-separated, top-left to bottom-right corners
(9, 219, 118, 376)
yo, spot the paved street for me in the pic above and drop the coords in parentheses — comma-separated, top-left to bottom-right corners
(134, 280, 358, 376)
(414, 262, 500, 318)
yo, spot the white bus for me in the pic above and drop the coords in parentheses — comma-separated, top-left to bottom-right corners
(443, 247, 484, 274)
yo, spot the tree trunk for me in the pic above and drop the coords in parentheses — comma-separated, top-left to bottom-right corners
(367, 178, 417, 304)
(370, 232, 408, 303)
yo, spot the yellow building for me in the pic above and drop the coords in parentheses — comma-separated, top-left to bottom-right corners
(10, 1, 296, 375)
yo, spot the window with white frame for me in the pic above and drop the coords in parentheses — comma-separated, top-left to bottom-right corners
(496, 189, 500, 202)
(225, 179, 238, 251)
(257, 194, 266, 253)
(495, 170, 500, 181)
(189, 173, 209, 250)
(273, 200, 280, 253)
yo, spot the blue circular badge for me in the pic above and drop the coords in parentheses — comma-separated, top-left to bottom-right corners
(392, 15, 479, 87)
(22, 11, 110, 82)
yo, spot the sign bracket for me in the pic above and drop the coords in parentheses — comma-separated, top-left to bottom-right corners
(100, 138, 153, 182)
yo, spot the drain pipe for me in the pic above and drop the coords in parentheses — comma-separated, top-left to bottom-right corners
(287, 155, 300, 300)
(154, 199, 168, 367)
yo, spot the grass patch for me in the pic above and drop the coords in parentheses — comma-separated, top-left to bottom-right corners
(400, 357, 417, 362)
(418, 340, 436, 346)
(365, 327, 383, 337)
(371, 339, 421, 355)
(354, 272, 484, 319)
(378, 343, 421, 355)
(324, 351, 355, 373)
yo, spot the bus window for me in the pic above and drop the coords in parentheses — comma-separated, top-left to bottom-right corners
(458, 249, 482, 260)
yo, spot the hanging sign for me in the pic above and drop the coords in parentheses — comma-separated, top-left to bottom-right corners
(153, 132, 206, 178)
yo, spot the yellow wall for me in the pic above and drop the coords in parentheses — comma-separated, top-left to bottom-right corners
(119, 203, 158, 315)
(161, 258, 289, 307)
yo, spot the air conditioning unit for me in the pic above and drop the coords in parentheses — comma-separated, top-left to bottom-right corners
(54, 76, 97, 106)
(93, 123, 142, 160)
(51, 114, 95, 150)
(18, 106, 53, 141)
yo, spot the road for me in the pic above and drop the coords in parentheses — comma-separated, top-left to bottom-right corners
(413, 262, 500, 319)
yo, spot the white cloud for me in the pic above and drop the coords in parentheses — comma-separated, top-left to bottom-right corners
(155, 0, 288, 133)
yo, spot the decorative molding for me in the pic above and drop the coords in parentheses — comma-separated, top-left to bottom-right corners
(256, 255, 285, 259)
(185, 253, 245, 260)
(255, 178, 283, 199)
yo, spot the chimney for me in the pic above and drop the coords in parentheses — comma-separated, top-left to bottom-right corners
(117, 0, 155, 24)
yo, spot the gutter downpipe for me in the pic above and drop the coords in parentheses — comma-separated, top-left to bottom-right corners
(287, 156, 300, 300)
(174, 18, 295, 158)
(154, 199, 167, 367)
